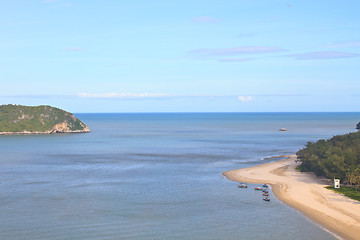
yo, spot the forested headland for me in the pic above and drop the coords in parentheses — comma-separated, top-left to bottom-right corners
(0, 104, 90, 134)
(296, 130, 360, 189)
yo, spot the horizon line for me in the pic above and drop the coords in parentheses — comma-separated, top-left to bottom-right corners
(73, 111, 360, 114)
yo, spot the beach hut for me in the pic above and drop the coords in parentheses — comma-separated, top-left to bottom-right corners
(334, 178, 340, 189)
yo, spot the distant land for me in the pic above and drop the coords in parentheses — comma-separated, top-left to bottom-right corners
(0, 104, 90, 135)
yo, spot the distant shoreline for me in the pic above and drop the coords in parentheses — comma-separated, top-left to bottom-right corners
(223, 155, 360, 240)
(0, 129, 90, 135)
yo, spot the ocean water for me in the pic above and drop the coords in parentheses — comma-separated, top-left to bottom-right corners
(1, 112, 359, 240)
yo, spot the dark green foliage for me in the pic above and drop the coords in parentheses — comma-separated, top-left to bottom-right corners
(0, 104, 88, 132)
(326, 186, 360, 201)
(296, 131, 360, 181)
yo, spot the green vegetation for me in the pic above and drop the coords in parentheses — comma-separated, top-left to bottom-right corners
(0, 104, 89, 133)
(326, 186, 360, 201)
(296, 131, 360, 186)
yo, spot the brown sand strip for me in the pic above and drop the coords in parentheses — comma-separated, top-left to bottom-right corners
(223, 155, 360, 240)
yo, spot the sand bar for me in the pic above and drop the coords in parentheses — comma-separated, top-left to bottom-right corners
(223, 155, 360, 240)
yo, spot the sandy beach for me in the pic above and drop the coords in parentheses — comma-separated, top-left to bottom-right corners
(223, 155, 360, 240)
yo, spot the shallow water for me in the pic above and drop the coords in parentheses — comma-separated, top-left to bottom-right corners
(1, 113, 359, 239)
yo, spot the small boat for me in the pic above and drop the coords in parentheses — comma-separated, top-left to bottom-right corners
(263, 197, 270, 201)
(262, 189, 268, 193)
(238, 184, 247, 188)
(263, 184, 268, 188)
(262, 193, 269, 196)
(254, 187, 263, 191)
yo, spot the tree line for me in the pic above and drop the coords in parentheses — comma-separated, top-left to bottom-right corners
(296, 130, 360, 189)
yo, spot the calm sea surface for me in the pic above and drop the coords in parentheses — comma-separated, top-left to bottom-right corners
(1, 113, 359, 240)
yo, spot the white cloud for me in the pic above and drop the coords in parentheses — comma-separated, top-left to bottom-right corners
(238, 96, 253, 102)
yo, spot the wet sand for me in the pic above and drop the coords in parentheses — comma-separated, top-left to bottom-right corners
(223, 155, 360, 240)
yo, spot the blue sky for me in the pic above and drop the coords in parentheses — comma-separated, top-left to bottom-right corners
(1, 0, 360, 112)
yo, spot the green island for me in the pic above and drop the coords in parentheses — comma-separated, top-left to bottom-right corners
(296, 128, 360, 200)
(0, 104, 90, 135)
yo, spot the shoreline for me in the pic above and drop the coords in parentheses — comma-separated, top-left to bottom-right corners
(0, 129, 90, 135)
(223, 155, 360, 240)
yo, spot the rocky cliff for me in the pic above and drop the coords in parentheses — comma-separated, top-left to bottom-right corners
(0, 104, 90, 135)
(357, 122, 360, 130)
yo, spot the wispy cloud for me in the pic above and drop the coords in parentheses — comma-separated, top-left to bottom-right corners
(0, 94, 73, 98)
(78, 93, 306, 100)
(327, 41, 360, 48)
(238, 96, 253, 102)
(0, 93, 178, 100)
(218, 58, 255, 62)
(78, 93, 177, 99)
(287, 51, 360, 60)
(79, 93, 257, 103)
(0, 93, 306, 101)
(189, 46, 284, 57)
(188, 46, 284, 61)
(256, 94, 308, 97)
(65, 47, 84, 52)
(191, 17, 220, 23)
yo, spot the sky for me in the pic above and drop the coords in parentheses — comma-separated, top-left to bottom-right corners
(1, 0, 360, 113)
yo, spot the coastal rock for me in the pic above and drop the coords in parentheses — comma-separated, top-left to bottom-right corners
(49, 121, 90, 134)
(357, 122, 360, 129)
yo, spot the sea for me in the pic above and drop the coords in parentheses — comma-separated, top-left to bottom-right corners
(1, 112, 359, 240)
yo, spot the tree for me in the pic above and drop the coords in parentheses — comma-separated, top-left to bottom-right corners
(346, 167, 360, 191)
